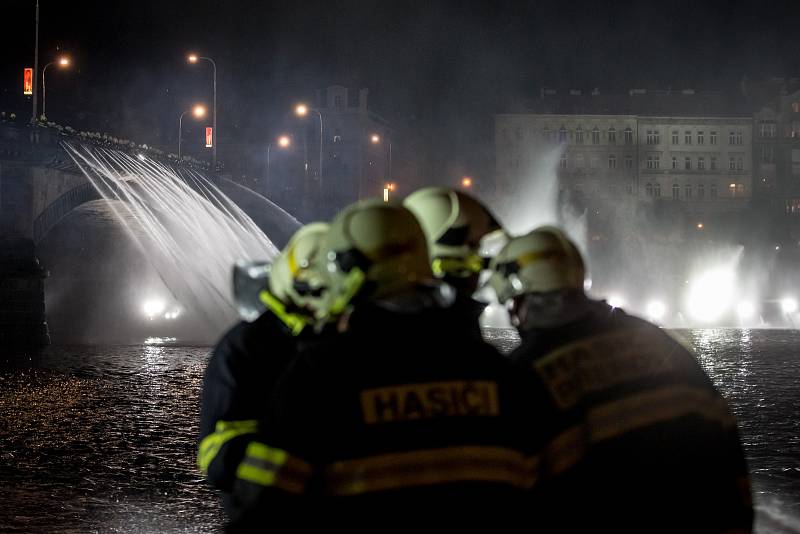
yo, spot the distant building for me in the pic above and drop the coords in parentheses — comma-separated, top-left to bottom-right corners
(495, 89, 754, 224)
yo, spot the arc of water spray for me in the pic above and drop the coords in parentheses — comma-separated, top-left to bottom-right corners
(63, 142, 280, 331)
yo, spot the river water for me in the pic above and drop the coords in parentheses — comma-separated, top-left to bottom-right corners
(1, 329, 798, 533)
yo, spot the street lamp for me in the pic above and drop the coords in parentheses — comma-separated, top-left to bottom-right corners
(41, 56, 70, 120)
(187, 53, 217, 170)
(295, 103, 323, 190)
(370, 133, 393, 184)
(266, 135, 291, 196)
(461, 176, 473, 189)
(178, 104, 207, 160)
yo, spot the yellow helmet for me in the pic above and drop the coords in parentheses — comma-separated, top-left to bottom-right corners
(488, 226, 585, 303)
(403, 187, 504, 279)
(263, 222, 331, 333)
(324, 199, 433, 314)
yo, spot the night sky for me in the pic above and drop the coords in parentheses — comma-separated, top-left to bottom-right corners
(2, 0, 799, 181)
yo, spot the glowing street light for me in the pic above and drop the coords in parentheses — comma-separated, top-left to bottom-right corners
(461, 176, 473, 188)
(187, 53, 217, 169)
(295, 103, 324, 189)
(696, 222, 704, 229)
(266, 134, 292, 196)
(370, 133, 393, 187)
(178, 104, 207, 159)
(41, 55, 71, 120)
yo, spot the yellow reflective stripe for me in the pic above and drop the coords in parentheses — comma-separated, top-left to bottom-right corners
(258, 289, 306, 336)
(329, 268, 366, 315)
(286, 242, 300, 277)
(516, 248, 567, 268)
(235, 442, 312, 494)
(431, 254, 483, 277)
(325, 446, 539, 496)
(544, 385, 737, 476)
(197, 419, 258, 474)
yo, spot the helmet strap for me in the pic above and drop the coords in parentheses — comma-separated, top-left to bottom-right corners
(258, 289, 307, 336)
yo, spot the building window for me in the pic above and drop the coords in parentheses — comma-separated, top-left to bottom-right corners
(672, 131, 679, 144)
(609, 154, 617, 169)
(625, 155, 633, 169)
(654, 183, 661, 197)
(592, 127, 600, 144)
(684, 157, 691, 170)
(576, 154, 584, 168)
(729, 183, 745, 197)
(697, 131, 704, 145)
(760, 122, 777, 137)
(729, 157, 736, 170)
(624, 127, 633, 144)
(710, 157, 717, 170)
(590, 156, 598, 169)
(560, 154, 567, 169)
(729, 131, 735, 145)
(672, 183, 680, 199)
(710, 183, 717, 198)
(333, 128, 342, 143)
(787, 199, 800, 214)
(685, 184, 692, 198)
(559, 127, 567, 142)
(793, 102, 800, 113)
(334, 95, 343, 108)
(608, 128, 617, 144)
(576, 127, 584, 144)
(646, 130, 660, 145)
(737, 157, 743, 171)
(698, 184, 705, 198)
(672, 157, 678, 170)
(685, 131, 692, 145)
(626, 183, 633, 195)
(698, 157, 705, 170)
(646, 155, 660, 169)
(762, 145, 775, 164)
(646, 183, 653, 197)
(710, 131, 717, 145)
(729, 130, 743, 145)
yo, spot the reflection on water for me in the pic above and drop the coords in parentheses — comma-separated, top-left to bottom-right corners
(1, 330, 799, 533)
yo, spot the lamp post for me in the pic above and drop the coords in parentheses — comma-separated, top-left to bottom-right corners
(31, 0, 40, 122)
(41, 56, 70, 121)
(370, 133, 393, 184)
(295, 103, 323, 191)
(266, 135, 291, 196)
(178, 104, 207, 160)
(188, 54, 217, 170)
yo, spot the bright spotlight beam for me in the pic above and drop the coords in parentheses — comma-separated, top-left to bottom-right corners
(781, 297, 798, 314)
(686, 268, 735, 323)
(646, 300, 666, 321)
(608, 295, 625, 309)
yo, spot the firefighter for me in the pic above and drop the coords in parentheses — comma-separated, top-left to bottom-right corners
(403, 187, 506, 338)
(197, 222, 332, 523)
(487, 226, 753, 532)
(227, 200, 554, 526)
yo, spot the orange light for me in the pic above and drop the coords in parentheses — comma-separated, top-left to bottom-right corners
(729, 183, 736, 188)
(461, 176, 473, 188)
(278, 135, 291, 148)
(386, 182, 396, 192)
(697, 223, 704, 229)
(192, 105, 207, 118)
(371, 134, 380, 144)
(187, 54, 198, 63)
(23, 68, 33, 95)
(295, 104, 308, 117)
(58, 57, 70, 67)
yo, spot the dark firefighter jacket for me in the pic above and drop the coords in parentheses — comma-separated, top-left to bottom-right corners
(225, 296, 556, 528)
(511, 299, 753, 533)
(198, 310, 321, 516)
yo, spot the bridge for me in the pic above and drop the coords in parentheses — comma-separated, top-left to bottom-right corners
(0, 120, 301, 346)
